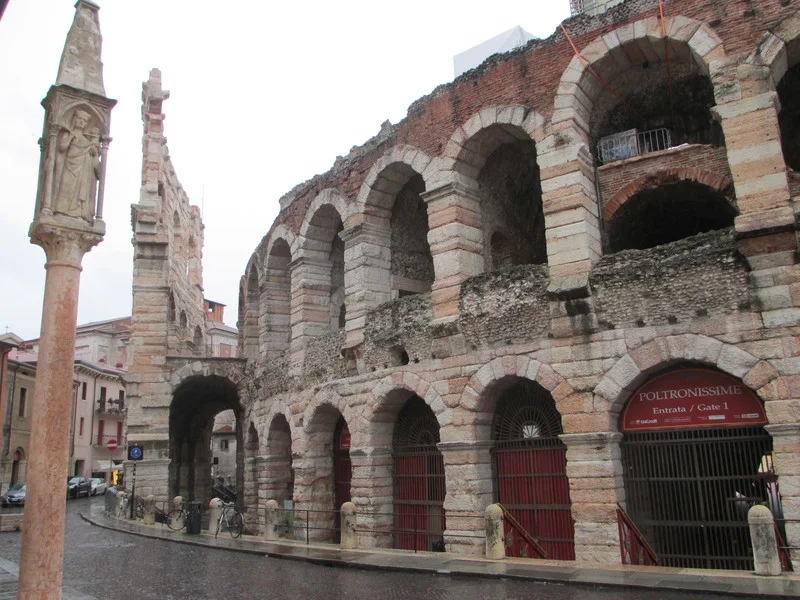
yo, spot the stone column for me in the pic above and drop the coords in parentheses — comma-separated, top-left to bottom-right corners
(291, 447, 335, 542)
(339, 223, 392, 356)
(438, 441, 494, 555)
(421, 182, 484, 323)
(349, 446, 393, 549)
(765, 423, 800, 565)
(289, 256, 333, 372)
(559, 432, 625, 564)
(19, 6, 115, 597)
(20, 221, 105, 596)
(538, 140, 602, 285)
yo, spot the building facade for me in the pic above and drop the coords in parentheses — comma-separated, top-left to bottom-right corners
(126, 0, 800, 571)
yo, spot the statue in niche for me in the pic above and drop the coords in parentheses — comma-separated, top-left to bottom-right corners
(52, 108, 101, 223)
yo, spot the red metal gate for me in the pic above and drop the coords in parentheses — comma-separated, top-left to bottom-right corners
(493, 380, 575, 560)
(333, 416, 351, 542)
(393, 396, 445, 551)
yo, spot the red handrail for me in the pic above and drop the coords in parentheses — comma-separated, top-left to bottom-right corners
(497, 504, 547, 559)
(617, 504, 659, 566)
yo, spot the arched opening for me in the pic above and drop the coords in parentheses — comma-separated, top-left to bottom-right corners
(265, 239, 291, 359)
(491, 379, 574, 560)
(179, 311, 187, 330)
(619, 367, 779, 570)
(587, 37, 723, 165)
(391, 174, 433, 296)
(778, 58, 800, 173)
(333, 416, 352, 543)
(478, 138, 546, 267)
(265, 414, 293, 510)
(169, 375, 243, 507)
(303, 204, 346, 335)
(168, 292, 176, 322)
(243, 265, 260, 360)
(607, 181, 736, 252)
(392, 395, 444, 551)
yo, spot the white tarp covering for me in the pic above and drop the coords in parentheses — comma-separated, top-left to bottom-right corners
(454, 26, 536, 78)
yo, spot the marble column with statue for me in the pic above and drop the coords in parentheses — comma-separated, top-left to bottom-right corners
(18, 2, 116, 599)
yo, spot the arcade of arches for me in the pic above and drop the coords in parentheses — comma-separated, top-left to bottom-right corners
(126, 1, 800, 575)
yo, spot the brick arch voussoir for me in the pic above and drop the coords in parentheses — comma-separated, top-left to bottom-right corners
(366, 371, 447, 423)
(460, 356, 566, 413)
(299, 188, 350, 246)
(594, 334, 760, 419)
(447, 105, 545, 176)
(263, 400, 299, 454)
(604, 168, 735, 223)
(746, 13, 800, 89)
(355, 145, 433, 208)
(264, 224, 299, 266)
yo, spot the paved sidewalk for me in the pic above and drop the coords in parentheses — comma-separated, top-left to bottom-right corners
(0, 555, 100, 600)
(82, 506, 800, 599)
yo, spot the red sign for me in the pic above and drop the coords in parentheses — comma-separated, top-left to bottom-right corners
(621, 369, 767, 432)
(106, 439, 119, 451)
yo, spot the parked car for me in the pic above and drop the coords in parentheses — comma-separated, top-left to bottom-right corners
(0, 483, 26, 507)
(90, 478, 107, 496)
(67, 476, 91, 499)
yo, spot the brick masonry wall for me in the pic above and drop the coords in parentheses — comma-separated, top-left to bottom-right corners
(599, 145, 733, 218)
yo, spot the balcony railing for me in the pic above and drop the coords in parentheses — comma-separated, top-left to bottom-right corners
(597, 128, 674, 165)
(570, 0, 626, 16)
(96, 399, 125, 414)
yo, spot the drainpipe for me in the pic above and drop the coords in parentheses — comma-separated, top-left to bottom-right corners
(3, 365, 17, 458)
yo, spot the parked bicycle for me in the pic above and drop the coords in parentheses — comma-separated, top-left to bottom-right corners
(215, 501, 244, 538)
(167, 502, 188, 531)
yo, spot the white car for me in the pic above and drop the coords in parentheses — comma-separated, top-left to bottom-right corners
(90, 478, 108, 496)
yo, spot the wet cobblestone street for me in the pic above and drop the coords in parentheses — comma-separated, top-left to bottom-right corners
(0, 499, 765, 600)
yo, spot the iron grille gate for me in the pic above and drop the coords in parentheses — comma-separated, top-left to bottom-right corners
(393, 396, 445, 552)
(621, 426, 778, 570)
(493, 438, 575, 560)
(492, 380, 575, 560)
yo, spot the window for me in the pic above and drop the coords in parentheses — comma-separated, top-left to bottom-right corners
(118, 390, 125, 409)
(79, 417, 85, 437)
(99, 387, 107, 402)
(116, 421, 123, 444)
(220, 439, 229, 451)
(18, 388, 27, 418)
(81, 382, 87, 400)
(97, 420, 104, 445)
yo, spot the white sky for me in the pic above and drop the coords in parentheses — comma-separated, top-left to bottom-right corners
(0, 0, 571, 340)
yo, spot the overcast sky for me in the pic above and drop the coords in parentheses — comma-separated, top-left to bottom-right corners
(0, 0, 571, 340)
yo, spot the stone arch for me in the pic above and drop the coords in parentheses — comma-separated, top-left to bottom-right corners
(299, 189, 351, 242)
(442, 105, 547, 180)
(356, 145, 433, 211)
(168, 371, 245, 505)
(262, 230, 294, 358)
(554, 17, 727, 142)
(603, 167, 735, 223)
(744, 12, 800, 91)
(241, 262, 261, 359)
(460, 356, 573, 441)
(296, 198, 346, 334)
(363, 372, 450, 447)
(593, 334, 776, 424)
(302, 388, 361, 436)
(263, 402, 296, 508)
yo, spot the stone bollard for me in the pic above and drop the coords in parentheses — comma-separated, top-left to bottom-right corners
(115, 491, 127, 518)
(264, 499, 280, 541)
(143, 495, 156, 525)
(340, 502, 357, 550)
(749, 505, 781, 576)
(485, 504, 505, 560)
(208, 498, 223, 535)
(171, 496, 184, 530)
